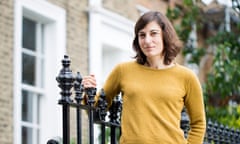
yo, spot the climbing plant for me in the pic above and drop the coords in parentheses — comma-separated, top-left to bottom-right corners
(166, 0, 206, 65)
(204, 31, 240, 128)
(167, 0, 240, 129)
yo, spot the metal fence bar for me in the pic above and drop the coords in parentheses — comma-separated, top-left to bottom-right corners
(88, 109, 94, 144)
(56, 55, 75, 144)
(101, 124, 106, 144)
(74, 72, 83, 144)
(62, 104, 70, 144)
(86, 88, 96, 144)
(110, 126, 117, 144)
(76, 108, 82, 144)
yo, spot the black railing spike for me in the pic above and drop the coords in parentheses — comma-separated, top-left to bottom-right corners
(116, 95, 122, 125)
(85, 88, 96, 106)
(108, 95, 122, 125)
(47, 139, 59, 144)
(180, 108, 190, 138)
(97, 89, 108, 144)
(207, 120, 214, 143)
(213, 122, 218, 142)
(85, 87, 97, 144)
(74, 71, 83, 144)
(56, 55, 74, 104)
(230, 127, 234, 141)
(236, 129, 240, 143)
(225, 125, 231, 143)
(219, 124, 225, 143)
(74, 72, 83, 103)
(56, 55, 75, 144)
(97, 89, 108, 121)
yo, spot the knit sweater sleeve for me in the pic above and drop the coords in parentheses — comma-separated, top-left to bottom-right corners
(102, 63, 122, 107)
(184, 71, 206, 144)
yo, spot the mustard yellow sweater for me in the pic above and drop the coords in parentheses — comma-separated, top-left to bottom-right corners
(102, 61, 206, 144)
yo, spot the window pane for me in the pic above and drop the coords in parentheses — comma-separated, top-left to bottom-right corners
(36, 94, 40, 124)
(22, 53, 36, 85)
(22, 17, 36, 51)
(22, 90, 40, 123)
(22, 126, 32, 144)
(22, 90, 33, 122)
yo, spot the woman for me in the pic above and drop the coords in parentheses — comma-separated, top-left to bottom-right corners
(83, 11, 206, 144)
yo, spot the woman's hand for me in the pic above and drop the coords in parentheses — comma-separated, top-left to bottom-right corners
(82, 74, 97, 88)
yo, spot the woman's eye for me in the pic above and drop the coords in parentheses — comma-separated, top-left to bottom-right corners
(151, 32, 158, 36)
(139, 33, 145, 38)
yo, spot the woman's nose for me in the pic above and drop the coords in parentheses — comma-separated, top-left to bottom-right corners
(144, 34, 152, 43)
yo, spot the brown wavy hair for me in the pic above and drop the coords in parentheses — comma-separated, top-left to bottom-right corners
(133, 11, 182, 65)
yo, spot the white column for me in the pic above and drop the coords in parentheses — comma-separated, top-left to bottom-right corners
(88, 0, 103, 82)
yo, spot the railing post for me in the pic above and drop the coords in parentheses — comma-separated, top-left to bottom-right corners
(56, 55, 75, 144)
(109, 95, 122, 144)
(219, 124, 225, 143)
(236, 129, 240, 143)
(86, 87, 97, 144)
(96, 89, 108, 144)
(180, 108, 189, 138)
(206, 120, 214, 143)
(74, 72, 84, 144)
(47, 139, 59, 144)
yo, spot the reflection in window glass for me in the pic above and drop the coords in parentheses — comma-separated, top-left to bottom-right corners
(22, 53, 35, 85)
(22, 17, 36, 51)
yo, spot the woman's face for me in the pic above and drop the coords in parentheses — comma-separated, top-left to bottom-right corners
(138, 21, 164, 59)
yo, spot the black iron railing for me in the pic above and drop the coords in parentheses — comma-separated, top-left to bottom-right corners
(47, 55, 240, 144)
(47, 55, 122, 144)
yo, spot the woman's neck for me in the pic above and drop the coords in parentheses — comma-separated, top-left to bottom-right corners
(145, 58, 174, 69)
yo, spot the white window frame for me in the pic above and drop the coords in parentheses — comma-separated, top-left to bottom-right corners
(14, 0, 66, 144)
(88, 1, 135, 87)
(21, 17, 45, 144)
